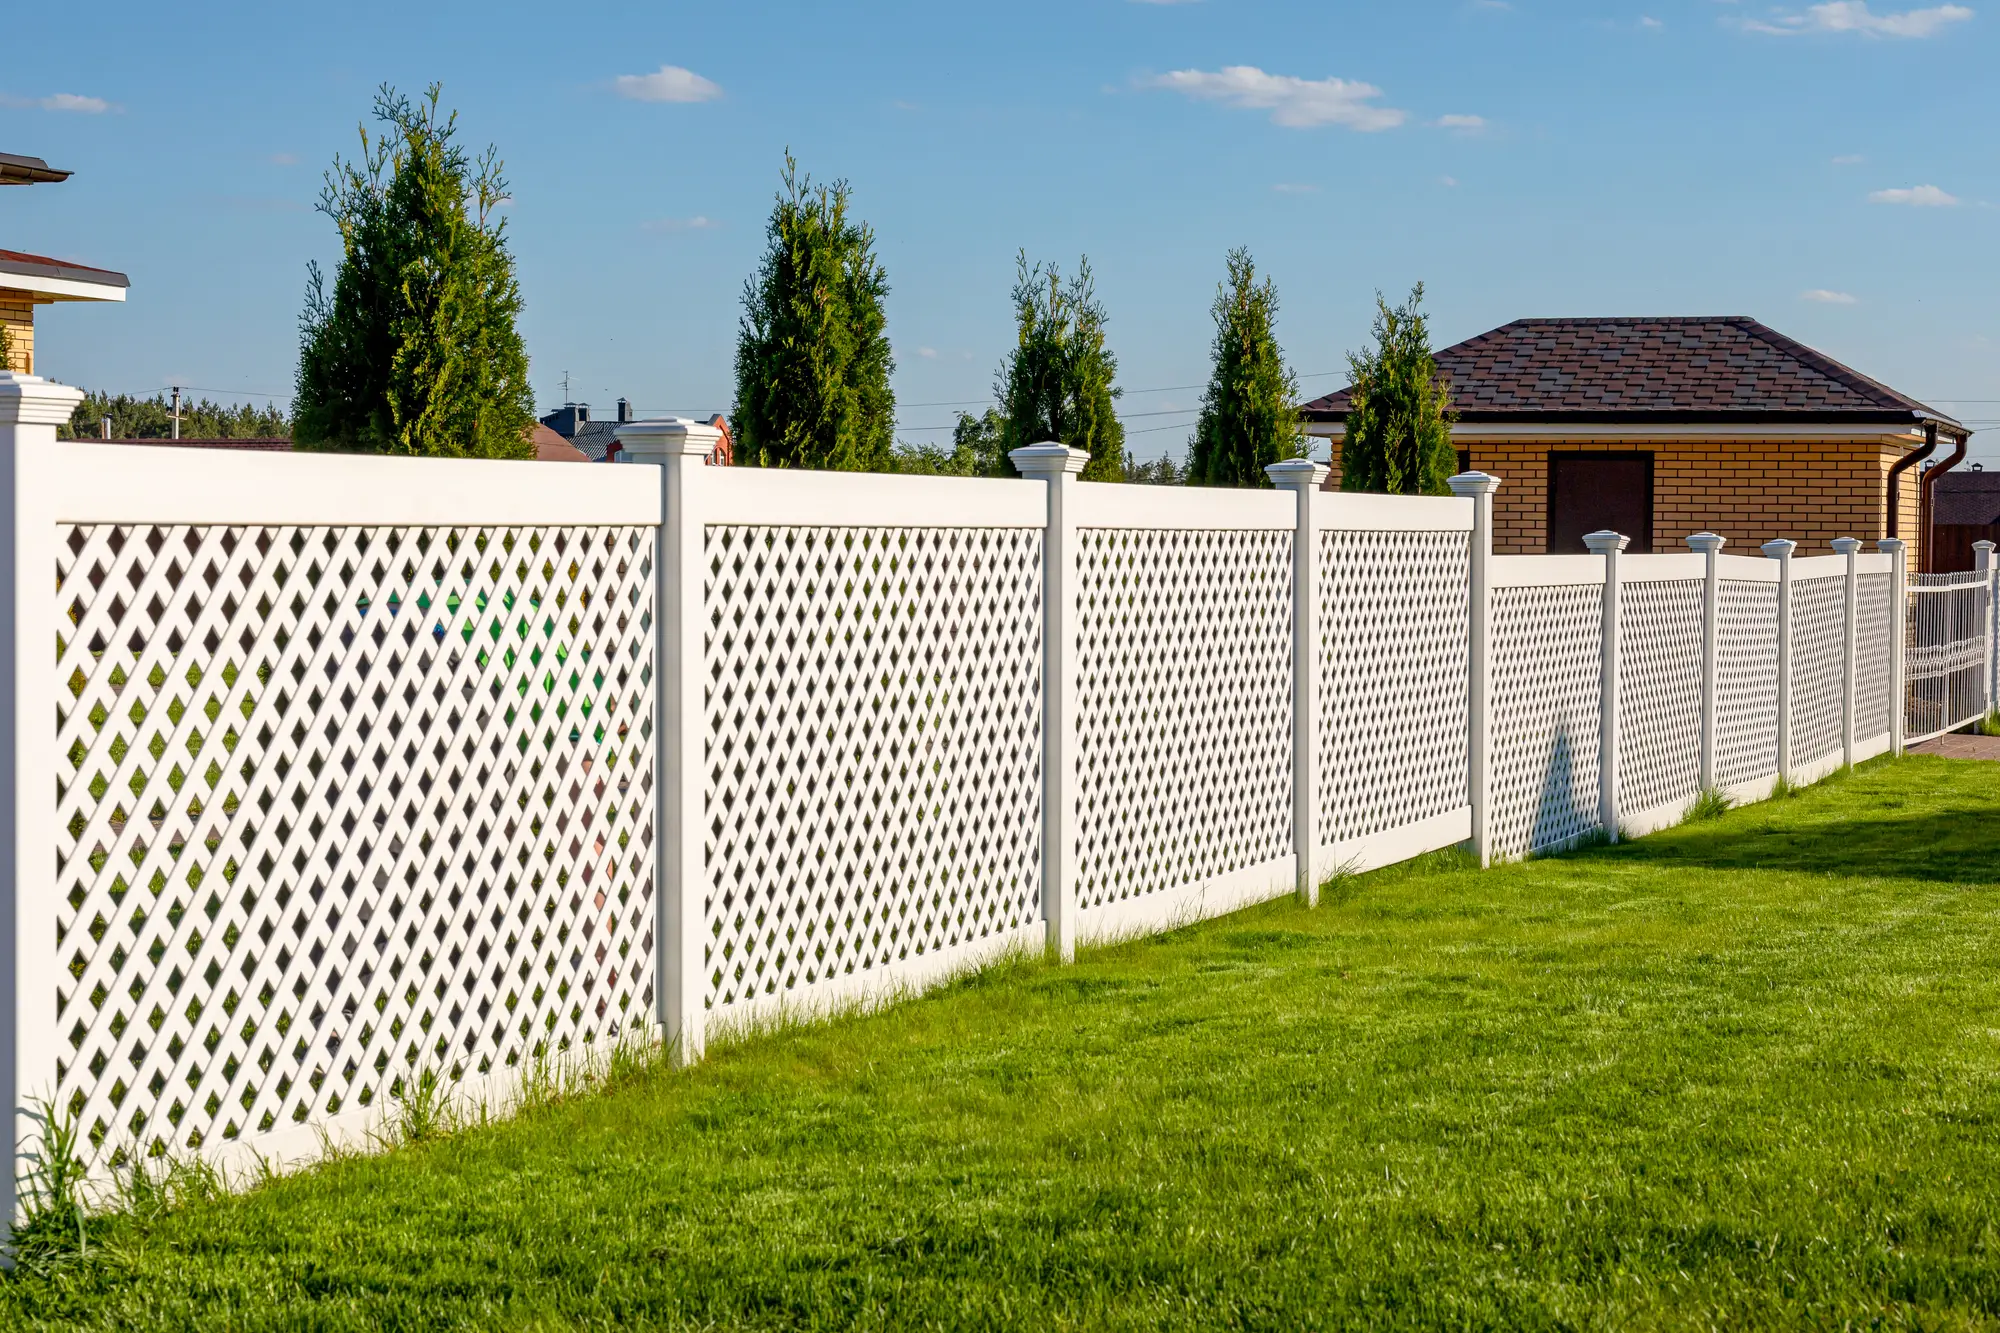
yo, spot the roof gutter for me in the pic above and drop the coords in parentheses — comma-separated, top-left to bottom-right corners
(1918, 425, 1972, 573)
(1886, 416, 1936, 541)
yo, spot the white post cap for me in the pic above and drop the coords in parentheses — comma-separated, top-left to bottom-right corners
(1010, 442, 1089, 479)
(0, 371, 86, 428)
(1974, 540, 1997, 554)
(1582, 530, 1630, 555)
(1761, 539, 1797, 559)
(1447, 470, 1502, 498)
(1685, 532, 1726, 555)
(1830, 537, 1862, 555)
(1264, 459, 1330, 492)
(1876, 538, 1907, 556)
(613, 417, 721, 462)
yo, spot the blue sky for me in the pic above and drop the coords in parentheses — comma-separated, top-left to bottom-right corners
(6, 0, 1999, 463)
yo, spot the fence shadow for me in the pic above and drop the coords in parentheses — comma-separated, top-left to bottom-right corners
(1569, 803, 2000, 886)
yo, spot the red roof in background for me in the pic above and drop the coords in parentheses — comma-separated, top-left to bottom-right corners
(0, 248, 130, 287)
(532, 423, 589, 462)
(1302, 316, 1957, 428)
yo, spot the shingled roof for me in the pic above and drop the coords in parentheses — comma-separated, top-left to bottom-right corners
(1302, 317, 1960, 429)
(1935, 470, 2000, 527)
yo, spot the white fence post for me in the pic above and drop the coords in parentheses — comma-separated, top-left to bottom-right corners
(1688, 532, 1725, 792)
(1762, 539, 1796, 782)
(1449, 472, 1501, 867)
(1012, 443, 1088, 962)
(1878, 538, 1908, 755)
(1267, 459, 1331, 905)
(1978, 540, 1998, 719)
(1833, 537, 1861, 767)
(1583, 530, 1629, 841)
(615, 418, 719, 1066)
(0, 373, 74, 1238)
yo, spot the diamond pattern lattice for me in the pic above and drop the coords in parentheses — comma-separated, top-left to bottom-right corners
(1715, 581, 1779, 790)
(1490, 584, 1603, 858)
(1317, 530, 1470, 845)
(1617, 581, 1703, 816)
(1856, 572, 1894, 740)
(703, 526, 1043, 1013)
(55, 524, 657, 1163)
(1790, 576, 1846, 768)
(1075, 528, 1292, 910)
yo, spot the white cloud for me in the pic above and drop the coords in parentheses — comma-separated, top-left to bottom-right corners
(1802, 288, 1859, 303)
(1142, 66, 1405, 130)
(268, 152, 299, 166)
(1272, 182, 1321, 194)
(1440, 175, 1460, 187)
(1, 91, 112, 113)
(1130, 0, 1203, 4)
(1740, 2, 1974, 37)
(918, 347, 940, 359)
(1832, 153, 1865, 164)
(641, 215, 720, 233)
(1869, 184, 1959, 205)
(1640, 15, 1665, 27)
(612, 65, 723, 103)
(1435, 113, 1487, 133)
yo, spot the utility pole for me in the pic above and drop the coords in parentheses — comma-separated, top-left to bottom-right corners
(170, 385, 182, 440)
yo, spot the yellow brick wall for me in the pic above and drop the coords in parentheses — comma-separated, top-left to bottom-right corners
(0, 292, 32, 374)
(1320, 434, 1924, 565)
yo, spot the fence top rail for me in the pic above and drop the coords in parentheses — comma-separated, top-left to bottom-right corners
(49, 440, 662, 528)
(1071, 479, 1294, 532)
(1909, 569, 1993, 591)
(1312, 490, 1475, 534)
(1492, 554, 1605, 588)
(696, 464, 1046, 530)
(1789, 551, 1893, 579)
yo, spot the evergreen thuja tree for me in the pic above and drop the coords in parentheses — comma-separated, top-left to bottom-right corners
(733, 154, 895, 471)
(1189, 248, 1306, 487)
(995, 253, 1125, 483)
(295, 84, 534, 458)
(1340, 283, 1456, 495)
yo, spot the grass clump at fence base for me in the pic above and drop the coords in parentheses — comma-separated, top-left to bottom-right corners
(7, 756, 2000, 1330)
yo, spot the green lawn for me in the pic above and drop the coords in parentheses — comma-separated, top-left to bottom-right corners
(8, 756, 2000, 1330)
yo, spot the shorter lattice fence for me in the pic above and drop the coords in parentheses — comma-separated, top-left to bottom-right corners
(0, 383, 1988, 1239)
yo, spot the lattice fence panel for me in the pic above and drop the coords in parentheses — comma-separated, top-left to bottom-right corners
(1490, 584, 1603, 858)
(1075, 527, 1292, 910)
(704, 526, 1043, 1013)
(55, 524, 657, 1164)
(1904, 572, 1988, 742)
(1317, 530, 1470, 845)
(1617, 581, 1704, 817)
(1791, 576, 1846, 767)
(1715, 581, 1779, 790)
(1856, 572, 1894, 741)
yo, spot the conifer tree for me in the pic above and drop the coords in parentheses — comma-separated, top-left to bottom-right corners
(733, 155, 895, 470)
(295, 85, 533, 458)
(995, 253, 1125, 482)
(1340, 283, 1456, 495)
(1189, 248, 1306, 486)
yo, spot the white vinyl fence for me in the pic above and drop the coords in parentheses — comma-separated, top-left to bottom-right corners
(2, 379, 1995, 1232)
(1905, 546, 1997, 744)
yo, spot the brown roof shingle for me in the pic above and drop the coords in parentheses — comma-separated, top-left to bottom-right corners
(1302, 316, 1959, 428)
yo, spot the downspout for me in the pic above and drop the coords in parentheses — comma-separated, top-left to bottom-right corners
(1885, 417, 1935, 542)
(1919, 427, 1971, 573)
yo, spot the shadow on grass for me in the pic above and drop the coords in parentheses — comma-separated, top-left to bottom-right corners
(1547, 764, 2000, 885)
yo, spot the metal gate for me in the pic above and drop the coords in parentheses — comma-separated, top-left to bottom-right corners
(1905, 566, 1995, 744)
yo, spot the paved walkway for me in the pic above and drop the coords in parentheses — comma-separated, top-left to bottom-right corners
(1911, 733, 2000, 761)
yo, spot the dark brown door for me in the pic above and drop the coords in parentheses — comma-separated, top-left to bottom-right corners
(1547, 453, 1653, 553)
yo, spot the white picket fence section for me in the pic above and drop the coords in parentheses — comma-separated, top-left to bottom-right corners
(3, 379, 1997, 1231)
(1905, 551, 1996, 745)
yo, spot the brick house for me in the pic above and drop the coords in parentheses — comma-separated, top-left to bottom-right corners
(1301, 316, 1966, 565)
(2, 153, 128, 373)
